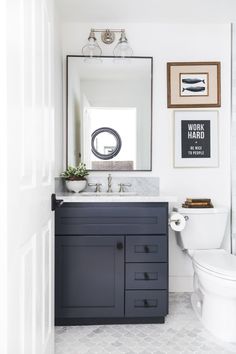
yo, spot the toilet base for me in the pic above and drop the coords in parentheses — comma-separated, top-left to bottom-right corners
(201, 294, 236, 343)
(191, 292, 202, 320)
(191, 275, 236, 343)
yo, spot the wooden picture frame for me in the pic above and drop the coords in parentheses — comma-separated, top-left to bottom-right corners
(167, 62, 221, 108)
(174, 110, 219, 168)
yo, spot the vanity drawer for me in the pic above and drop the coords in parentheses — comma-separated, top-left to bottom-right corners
(126, 235, 167, 262)
(55, 202, 168, 235)
(126, 263, 167, 290)
(125, 290, 167, 317)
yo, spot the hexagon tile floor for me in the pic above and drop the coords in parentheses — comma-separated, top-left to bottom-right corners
(55, 293, 236, 354)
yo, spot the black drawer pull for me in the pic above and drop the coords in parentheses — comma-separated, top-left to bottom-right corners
(134, 297, 159, 308)
(144, 272, 149, 280)
(144, 245, 149, 253)
(116, 242, 123, 250)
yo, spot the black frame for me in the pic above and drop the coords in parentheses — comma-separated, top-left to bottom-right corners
(66, 55, 153, 171)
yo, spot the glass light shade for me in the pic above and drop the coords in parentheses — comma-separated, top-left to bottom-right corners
(113, 41, 133, 57)
(82, 37, 102, 57)
(113, 32, 133, 57)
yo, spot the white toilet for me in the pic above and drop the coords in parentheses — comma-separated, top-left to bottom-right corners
(173, 206, 236, 343)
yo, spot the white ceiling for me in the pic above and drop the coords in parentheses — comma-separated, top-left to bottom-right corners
(57, 0, 236, 23)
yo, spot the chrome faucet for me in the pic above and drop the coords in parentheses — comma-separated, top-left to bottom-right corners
(107, 174, 112, 193)
(88, 183, 102, 193)
(118, 183, 132, 193)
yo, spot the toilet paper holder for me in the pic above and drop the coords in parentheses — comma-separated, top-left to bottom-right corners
(169, 215, 189, 226)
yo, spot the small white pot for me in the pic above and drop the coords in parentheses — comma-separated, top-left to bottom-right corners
(65, 179, 87, 193)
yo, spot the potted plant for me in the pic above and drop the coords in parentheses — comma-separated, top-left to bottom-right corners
(61, 163, 89, 193)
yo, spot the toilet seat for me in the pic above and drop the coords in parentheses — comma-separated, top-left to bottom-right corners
(192, 249, 236, 281)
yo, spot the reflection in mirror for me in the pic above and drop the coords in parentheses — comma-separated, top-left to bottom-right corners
(67, 56, 152, 170)
(91, 127, 122, 160)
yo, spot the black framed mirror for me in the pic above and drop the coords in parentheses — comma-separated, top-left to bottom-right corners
(66, 55, 153, 171)
(91, 127, 122, 160)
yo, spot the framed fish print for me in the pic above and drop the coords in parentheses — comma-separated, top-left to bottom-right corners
(167, 62, 221, 108)
(174, 110, 219, 168)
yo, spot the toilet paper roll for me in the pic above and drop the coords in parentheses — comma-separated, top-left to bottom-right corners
(169, 212, 186, 232)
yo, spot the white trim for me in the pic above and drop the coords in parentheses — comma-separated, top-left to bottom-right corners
(0, 1, 8, 353)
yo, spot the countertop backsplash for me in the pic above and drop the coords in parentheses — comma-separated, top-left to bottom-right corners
(55, 176, 160, 196)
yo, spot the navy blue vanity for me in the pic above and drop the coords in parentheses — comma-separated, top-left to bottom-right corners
(55, 202, 169, 325)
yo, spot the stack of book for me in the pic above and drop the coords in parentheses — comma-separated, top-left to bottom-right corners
(182, 198, 214, 208)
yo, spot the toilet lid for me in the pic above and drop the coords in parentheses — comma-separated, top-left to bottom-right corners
(193, 250, 236, 280)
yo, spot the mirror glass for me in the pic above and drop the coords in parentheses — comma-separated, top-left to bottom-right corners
(67, 56, 153, 171)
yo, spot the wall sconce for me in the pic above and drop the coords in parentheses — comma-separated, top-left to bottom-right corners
(82, 29, 133, 57)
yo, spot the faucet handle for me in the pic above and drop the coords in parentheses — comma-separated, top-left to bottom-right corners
(118, 183, 132, 193)
(107, 174, 112, 193)
(88, 183, 102, 193)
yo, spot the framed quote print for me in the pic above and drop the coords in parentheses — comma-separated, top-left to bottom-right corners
(167, 62, 221, 108)
(174, 110, 219, 168)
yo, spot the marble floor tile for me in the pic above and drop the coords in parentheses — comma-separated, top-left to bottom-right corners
(55, 293, 236, 354)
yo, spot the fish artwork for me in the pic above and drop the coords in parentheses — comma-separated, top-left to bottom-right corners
(182, 78, 205, 84)
(182, 86, 205, 92)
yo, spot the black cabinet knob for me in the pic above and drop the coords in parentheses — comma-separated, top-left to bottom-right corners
(116, 242, 123, 250)
(144, 299, 148, 307)
(144, 245, 149, 253)
(144, 272, 149, 280)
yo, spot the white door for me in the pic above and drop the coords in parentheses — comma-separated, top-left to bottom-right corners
(0, 0, 55, 353)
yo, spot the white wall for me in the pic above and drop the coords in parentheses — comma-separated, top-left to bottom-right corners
(60, 22, 232, 291)
(232, 23, 236, 255)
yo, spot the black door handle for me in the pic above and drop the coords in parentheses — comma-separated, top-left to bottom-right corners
(51, 193, 64, 211)
(116, 242, 123, 250)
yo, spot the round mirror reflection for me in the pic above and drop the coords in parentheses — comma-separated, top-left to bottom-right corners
(91, 127, 122, 160)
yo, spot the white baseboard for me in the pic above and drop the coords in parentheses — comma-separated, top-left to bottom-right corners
(169, 276, 193, 292)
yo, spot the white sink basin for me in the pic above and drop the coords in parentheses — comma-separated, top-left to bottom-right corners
(80, 192, 138, 196)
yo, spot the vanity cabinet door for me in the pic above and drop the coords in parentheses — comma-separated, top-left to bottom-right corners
(55, 235, 124, 320)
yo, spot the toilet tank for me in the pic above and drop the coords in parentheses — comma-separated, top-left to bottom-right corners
(174, 207, 228, 250)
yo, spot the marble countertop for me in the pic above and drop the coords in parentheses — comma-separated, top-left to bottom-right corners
(56, 192, 177, 203)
